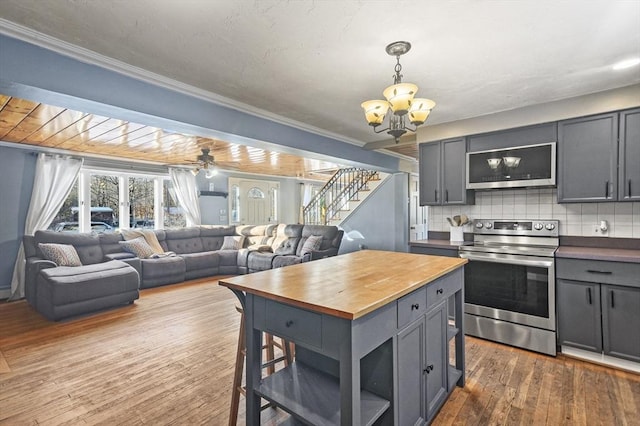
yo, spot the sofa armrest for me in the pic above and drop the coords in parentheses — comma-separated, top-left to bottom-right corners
(25, 258, 56, 305)
(105, 252, 136, 261)
(309, 247, 338, 261)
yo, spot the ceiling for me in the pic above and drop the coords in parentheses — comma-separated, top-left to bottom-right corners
(0, 1, 639, 169)
(0, 95, 344, 180)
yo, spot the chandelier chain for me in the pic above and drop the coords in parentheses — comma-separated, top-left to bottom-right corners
(393, 56, 403, 84)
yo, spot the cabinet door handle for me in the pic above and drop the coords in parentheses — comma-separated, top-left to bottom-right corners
(437, 288, 444, 295)
(285, 320, 294, 327)
(586, 269, 612, 275)
(434, 189, 438, 202)
(424, 364, 434, 374)
(445, 189, 449, 203)
(629, 179, 633, 197)
(587, 287, 592, 305)
(411, 303, 420, 310)
(605, 181, 609, 198)
(611, 290, 615, 309)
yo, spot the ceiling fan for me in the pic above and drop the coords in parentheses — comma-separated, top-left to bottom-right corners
(185, 148, 239, 178)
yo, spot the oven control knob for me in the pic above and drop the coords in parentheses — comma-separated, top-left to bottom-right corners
(545, 223, 556, 231)
(484, 222, 493, 229)
(475, 222, 483, 229)
(534, 222, 544, 230)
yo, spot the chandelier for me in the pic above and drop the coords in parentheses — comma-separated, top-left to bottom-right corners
(361, 41, 436, 142)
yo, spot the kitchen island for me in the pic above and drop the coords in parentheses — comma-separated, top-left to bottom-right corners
(219, 250, 467, 425)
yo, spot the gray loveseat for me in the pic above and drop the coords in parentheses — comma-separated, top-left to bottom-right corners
(23, 224, 343, 320)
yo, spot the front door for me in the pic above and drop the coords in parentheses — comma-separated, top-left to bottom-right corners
(230, 178, 280, 225)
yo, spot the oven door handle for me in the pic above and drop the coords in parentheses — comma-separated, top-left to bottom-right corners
(459, 251, 554, 268)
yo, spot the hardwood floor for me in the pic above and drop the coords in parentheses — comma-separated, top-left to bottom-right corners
(1, 279, 638, 425)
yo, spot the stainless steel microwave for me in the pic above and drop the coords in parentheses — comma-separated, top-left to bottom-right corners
(466, 142, 556, 189)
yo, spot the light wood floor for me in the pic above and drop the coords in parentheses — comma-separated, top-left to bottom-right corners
(1, 278, 638, 425)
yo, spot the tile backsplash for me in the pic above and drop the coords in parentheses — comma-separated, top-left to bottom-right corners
(428, 188, 640, 238)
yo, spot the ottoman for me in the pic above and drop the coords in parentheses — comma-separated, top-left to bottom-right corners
(35, 260, 140, 321)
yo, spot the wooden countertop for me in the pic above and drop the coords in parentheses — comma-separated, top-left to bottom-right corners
(219, 250, 467, 320)
(556, 246, 640, 263)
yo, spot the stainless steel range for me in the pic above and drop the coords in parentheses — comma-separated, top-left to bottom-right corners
(458, 219, 559, 355)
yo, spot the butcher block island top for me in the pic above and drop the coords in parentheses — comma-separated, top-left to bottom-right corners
(219, 249, 467, 320)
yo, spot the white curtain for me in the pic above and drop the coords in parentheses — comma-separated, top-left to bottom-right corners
(9, 154, 83, 300)
(169, 168, 201, 227)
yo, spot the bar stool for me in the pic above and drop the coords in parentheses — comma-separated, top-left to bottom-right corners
(229, 306, 293, 426)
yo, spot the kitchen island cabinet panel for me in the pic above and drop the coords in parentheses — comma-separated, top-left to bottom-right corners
(220, 251, 466, 425)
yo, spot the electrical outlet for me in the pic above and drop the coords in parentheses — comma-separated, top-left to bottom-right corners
(588, 223, 609, 237)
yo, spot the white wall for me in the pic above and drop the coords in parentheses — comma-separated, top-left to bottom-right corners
(417, 84, 640, 143)
(428, 188, 640, 238)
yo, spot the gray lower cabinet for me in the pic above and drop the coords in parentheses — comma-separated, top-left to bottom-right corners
(556, 258, 640, 363)
(557, 279, 603, 352)
(601, 284, 640, 363)
(397, 299, 449, 424)
(419, 138, 474, 206)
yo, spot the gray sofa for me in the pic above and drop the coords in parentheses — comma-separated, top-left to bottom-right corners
(23, 224, 343, 320)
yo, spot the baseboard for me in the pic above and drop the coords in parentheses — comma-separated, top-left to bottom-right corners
(560, 345, 640, 374)
(0, 288, 11, 300)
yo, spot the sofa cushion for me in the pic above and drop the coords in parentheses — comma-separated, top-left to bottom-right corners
(271, 224, 303, 255)
(247, 252, 278, 271)
(272, 255, 303, 269)
(300, 235, 322, 255)
(34, 230, 104, 265)
(39, 243, 82, 267)
(119, 237, 156, 259)
(221, 235, 245, 250)
(37, 260, 139, 305)
(164, 228, 204, 254)
(200, 225, 236, 251)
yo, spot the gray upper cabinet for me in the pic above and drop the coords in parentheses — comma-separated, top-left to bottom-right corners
(419, 142, 440, 205)
(467, 122, 557, 152)
(419, 138, 474, 206)
(619, 108, 640, 201)
(558, 112, 618, 202)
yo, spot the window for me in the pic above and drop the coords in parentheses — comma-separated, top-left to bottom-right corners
(51, 169, 177, 233)
(130, 177, 154, 228)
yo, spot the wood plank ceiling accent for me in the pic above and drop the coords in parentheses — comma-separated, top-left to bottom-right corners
(0, 95, 350, 180)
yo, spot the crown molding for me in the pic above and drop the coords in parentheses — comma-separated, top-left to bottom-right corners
(0, 19, 366, 148)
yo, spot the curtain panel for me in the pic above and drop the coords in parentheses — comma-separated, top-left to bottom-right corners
(9, 154, 83, 300)
(169, 168, 201, 227)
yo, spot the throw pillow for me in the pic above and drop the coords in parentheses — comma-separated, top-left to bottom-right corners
(120, 229, 164, 254)
(221, 235, 245, 250)
(300, 235, 323, 255)
(39, 243, 83, 267)
(119, 236, 156, 259)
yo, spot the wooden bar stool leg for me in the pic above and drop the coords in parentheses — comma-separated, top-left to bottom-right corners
(229, 307, 294, 426)
(265, 333, 276, 375)
(229, 306, 245, 426)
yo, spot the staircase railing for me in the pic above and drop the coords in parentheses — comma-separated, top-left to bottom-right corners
(303, 168, 380, 225)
